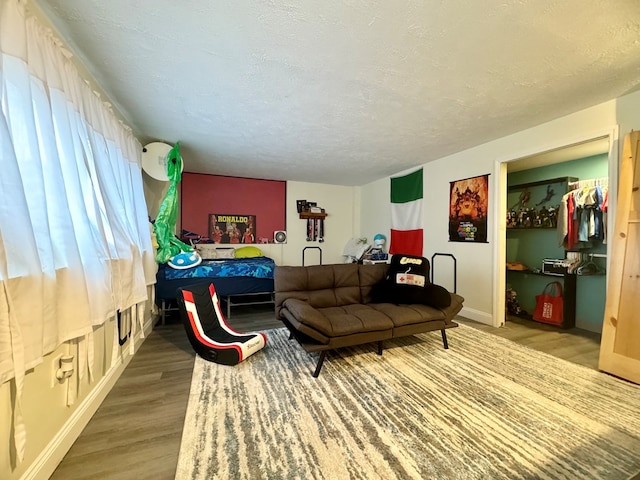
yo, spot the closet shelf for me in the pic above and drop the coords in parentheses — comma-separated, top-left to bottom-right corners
(506, 269, 604, 277)
(506, 227, 556, 230)
(506, 269, 571, 277)
(508, 176, 579, 192)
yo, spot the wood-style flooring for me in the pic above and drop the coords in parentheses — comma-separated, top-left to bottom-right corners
(459, 314, 602, 370)
(50, 306, 601, 480)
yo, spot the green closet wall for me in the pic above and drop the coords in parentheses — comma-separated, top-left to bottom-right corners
(507, 154, 608, 333)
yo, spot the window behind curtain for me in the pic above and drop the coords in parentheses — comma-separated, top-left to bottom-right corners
(0, 0, 155, 384)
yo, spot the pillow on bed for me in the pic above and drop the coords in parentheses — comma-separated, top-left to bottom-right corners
(234, 246, 263, 258)
(216, 248, 236, 259)
(195, 244, 217, 260)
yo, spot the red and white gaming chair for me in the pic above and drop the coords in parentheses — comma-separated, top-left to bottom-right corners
(177, 283, 266, 365)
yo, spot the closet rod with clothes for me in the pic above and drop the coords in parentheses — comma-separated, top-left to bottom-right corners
(559, 177, 608, 250)
(568, 177, 609, 189)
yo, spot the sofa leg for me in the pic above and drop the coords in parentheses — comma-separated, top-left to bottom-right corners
(313, 351, 327, 378)
(377, 341, 383, 355)
(441, 329, 449, 349)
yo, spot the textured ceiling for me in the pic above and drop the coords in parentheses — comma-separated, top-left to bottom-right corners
(35, 0, 640, 186)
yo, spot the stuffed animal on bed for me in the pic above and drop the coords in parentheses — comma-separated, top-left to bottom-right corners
(371, 254, 451, 308)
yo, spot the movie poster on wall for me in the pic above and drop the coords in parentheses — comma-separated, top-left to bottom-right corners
(209, 214, 256, 244)
(448, 174, 489, 243)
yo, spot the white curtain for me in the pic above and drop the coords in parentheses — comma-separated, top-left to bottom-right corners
(0, 0, 156, 462)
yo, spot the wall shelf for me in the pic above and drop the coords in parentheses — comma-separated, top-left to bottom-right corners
(299, 212, 327, 219)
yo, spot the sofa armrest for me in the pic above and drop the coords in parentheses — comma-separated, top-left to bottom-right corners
(281, 298, 329, 333)
(440, 293, 464, 323)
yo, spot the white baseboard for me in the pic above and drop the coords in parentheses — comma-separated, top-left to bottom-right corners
(459, 307, 496, 326)
(20, 318, 154, 480)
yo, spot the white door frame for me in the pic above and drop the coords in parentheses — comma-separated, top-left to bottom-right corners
(491, 126, 619, 328)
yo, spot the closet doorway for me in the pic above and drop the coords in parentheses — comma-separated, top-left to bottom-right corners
(493, 130, 617, 370)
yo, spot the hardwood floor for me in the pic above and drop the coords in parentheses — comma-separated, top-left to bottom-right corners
(50, 307, 601, 479)
(49, 305, 281, 480)
(50, 317, 194, 480)
(458, 315, 601, 370)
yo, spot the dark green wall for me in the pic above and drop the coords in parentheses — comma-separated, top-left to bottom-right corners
(506, 153, 608, 333)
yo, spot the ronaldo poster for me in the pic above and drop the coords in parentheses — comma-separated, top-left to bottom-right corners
(209, 214, 256, 244)
(448, 174, 489, 243)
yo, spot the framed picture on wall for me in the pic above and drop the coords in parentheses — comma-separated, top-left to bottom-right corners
(209, 214, 256, 244)
(448, 174, 489, 243)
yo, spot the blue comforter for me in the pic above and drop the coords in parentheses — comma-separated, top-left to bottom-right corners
(164, 256, 275, 280)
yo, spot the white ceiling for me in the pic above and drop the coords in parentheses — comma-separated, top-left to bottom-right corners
(35, 0, 640, 186)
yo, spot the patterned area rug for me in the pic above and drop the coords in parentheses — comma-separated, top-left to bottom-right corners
(176, 325, 640, 480)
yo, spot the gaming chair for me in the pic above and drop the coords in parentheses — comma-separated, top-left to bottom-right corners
(177, 283, 266, 365)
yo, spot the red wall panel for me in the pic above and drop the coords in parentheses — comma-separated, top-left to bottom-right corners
(180, 173, 286, 242)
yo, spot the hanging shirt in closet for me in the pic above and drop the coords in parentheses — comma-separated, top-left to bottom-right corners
(558, 184, 608, 249)
(575, 187, 597, 244)
(558, 191, 577, 249)
(600, 186, 608, 244)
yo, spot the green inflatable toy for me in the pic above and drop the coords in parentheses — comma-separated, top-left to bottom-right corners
(153, 142, 193, 263)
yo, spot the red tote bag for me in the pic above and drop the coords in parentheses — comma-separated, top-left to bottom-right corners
(532, 281, 564, 326)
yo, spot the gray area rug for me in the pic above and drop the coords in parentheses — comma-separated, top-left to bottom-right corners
(176, 325, 640, 480)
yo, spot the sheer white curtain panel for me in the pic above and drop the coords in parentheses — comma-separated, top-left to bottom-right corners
(0, 0, 155, 462)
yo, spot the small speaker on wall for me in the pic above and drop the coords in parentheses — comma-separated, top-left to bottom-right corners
(274, 231, 287, 244)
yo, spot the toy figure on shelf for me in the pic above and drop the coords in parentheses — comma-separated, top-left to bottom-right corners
(536, 184, 556, 206)
(506, 204, 560, 229)
(547, 206, 558, 227)
(506, 287, 522, 316)
(510, 188, 531, 211)
(373, 234, 387, 252)
(364, 234, 388, 261)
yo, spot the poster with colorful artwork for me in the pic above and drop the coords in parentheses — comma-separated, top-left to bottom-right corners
(209, 214, 256, 244)
(449, 174, 489, 243)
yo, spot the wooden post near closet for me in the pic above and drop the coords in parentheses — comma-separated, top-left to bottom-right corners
(599, 130, 640, 384)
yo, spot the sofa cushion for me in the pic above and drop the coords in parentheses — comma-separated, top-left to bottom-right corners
(442, 293, 465, 320)
(275, 264, 361, 310)
(283, 298, 394, 337)
(370, 303, 446, 328)
(372, 282, 452, 308)
(358, 263, 389, 303)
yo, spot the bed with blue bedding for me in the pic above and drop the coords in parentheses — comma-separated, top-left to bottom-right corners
(155, 256, 276, 322)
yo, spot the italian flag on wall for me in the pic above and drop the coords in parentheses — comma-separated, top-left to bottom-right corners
(390, 168, 423, 256)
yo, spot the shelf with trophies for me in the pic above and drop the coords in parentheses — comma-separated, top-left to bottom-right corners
(297, 200, 328, 242)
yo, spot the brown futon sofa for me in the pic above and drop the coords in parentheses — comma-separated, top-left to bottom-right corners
(274, 262, 464, 377)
